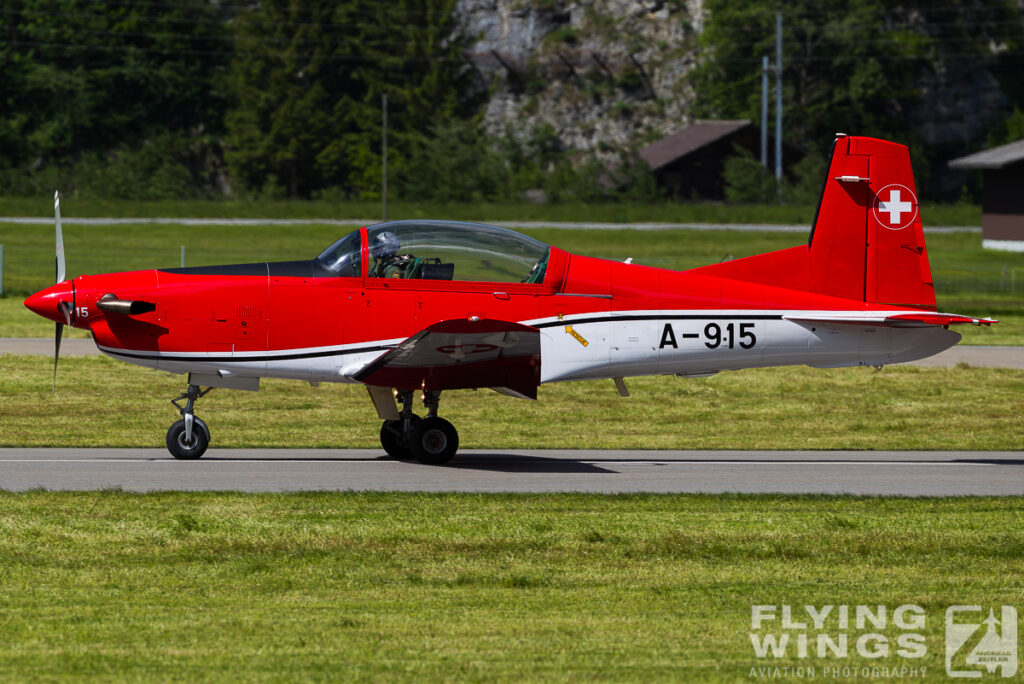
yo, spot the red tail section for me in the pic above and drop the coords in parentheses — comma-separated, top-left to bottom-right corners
(696, 135, 937, 310)
(809, 135, 935, 309)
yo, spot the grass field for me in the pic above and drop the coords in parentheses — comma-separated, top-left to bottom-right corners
(1, 356, 1021, 450)
(2, 200, 1016, 684)
(1, 203, 1018, 682)
(0, 196, 984, 225)
(0, 220, 1008, 292)
(0, 491, 1020, 681)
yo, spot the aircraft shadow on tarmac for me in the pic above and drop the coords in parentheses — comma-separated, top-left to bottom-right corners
(952, 458, 1024, 466)
(441, 454, 615, 473)
(186, 454, 1024, 472)
(196, 454, 615, 473)
(442, 456, 1024, 472)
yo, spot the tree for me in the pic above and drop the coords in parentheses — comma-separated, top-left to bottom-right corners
(399, 119, 509, 202)
(692, 2, 927, 150)
(225, 0, 479, 198)
(690, 0, 1024, 199)
(0, 0, 229, 196)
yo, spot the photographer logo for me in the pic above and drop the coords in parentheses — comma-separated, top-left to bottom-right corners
(945, 606, 1017, 678)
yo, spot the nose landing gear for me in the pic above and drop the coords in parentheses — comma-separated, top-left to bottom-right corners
(379, 389, 459, 464)
(167, 384, 212, 459)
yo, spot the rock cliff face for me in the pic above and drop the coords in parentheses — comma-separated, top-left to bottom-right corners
(456, 1, 704, 159)
(455, 1, 1017, 200)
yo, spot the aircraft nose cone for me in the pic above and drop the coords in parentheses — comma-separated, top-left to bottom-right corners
(25, 281, 74, 323)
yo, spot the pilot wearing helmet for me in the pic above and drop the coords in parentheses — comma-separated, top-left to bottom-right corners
(369, 231, 415, 278)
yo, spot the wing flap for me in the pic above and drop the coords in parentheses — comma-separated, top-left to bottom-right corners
(353, 318, 541, 399)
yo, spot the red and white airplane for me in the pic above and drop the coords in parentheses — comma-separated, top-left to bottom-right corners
(25, 135, 995, 463)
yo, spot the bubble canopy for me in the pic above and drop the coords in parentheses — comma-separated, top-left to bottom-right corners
(316, 228, 362, 276)
(317, 220, 551, 284)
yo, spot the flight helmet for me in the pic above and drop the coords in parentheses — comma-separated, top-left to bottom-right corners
(371, 231, 400, 259)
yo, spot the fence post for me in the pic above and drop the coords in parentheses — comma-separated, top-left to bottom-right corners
(181, 245, 185, 268)
(0, 244, 4, 296)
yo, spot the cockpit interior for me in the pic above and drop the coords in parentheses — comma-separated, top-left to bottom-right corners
(317, 220, 550, 284)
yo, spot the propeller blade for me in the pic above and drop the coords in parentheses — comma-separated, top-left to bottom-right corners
(53, 322, 63, 392)
(55, 190, 65, 283)
(49, 191, 70, 391)
(52, 302, 71, 392)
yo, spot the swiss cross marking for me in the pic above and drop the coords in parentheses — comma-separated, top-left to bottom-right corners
(872, 184, 918, 230)
(878, 189, 911, 224)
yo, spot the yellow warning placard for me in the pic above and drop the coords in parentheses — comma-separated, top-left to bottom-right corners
(564, 325, 589, 347)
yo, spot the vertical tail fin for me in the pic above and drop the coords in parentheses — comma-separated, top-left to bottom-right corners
(809, 135, 936, 310)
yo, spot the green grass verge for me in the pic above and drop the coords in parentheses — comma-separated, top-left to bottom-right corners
(1, 356, 1021, 450)
(0, 218, 1000, 295)
(0, 196, 984, 225)
(0, 491, 1020, 681)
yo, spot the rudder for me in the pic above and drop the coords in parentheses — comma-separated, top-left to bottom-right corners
(809, 135, 936, 310)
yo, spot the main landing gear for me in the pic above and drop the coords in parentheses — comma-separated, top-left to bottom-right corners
(379, 389, 459, 465)
(166, 383, 212, 459)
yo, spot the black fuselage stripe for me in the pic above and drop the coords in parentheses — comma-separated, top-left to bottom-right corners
(103, 344, 393, 363)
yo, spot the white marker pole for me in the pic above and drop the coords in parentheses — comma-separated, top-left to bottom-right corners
(775, 11, 783, 203)
(382, 92, 388, 222)
(761, 55, 769, 168)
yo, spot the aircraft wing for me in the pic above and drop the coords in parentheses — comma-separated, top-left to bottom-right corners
(353, 319, 541, 399)
(784, 312, 997, 327)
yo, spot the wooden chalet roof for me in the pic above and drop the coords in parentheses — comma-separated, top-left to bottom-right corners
(949, 139, 1024, 170)
(639, 120, 752, 171)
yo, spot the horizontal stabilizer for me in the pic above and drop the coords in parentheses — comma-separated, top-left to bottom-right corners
(884, 312, 997, 327)
(784, 312, 997, 327)
(354, 318, 541, 398)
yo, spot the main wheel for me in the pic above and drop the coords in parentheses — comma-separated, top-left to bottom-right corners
(409, 417, 459, 465)
(379, 414, 420, 459)
(166, 418, 210, 460)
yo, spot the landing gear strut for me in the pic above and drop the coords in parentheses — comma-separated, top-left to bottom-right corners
(379, 389, 459, 464)
(379, 390, 420, 460)
(167, 383, 212, 459)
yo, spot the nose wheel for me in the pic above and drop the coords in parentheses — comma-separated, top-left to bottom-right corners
(166, 417, 210, 459)
(167, 384, 212, 459)
(380, 390, 459, 464)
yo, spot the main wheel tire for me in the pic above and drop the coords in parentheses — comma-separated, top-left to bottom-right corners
(379, 414, 422, 459)
(409, 417, 459, 465)
(166, 418, 210, 460)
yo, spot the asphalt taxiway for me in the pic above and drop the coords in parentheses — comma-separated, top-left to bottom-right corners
(0, 449, 1020, 495)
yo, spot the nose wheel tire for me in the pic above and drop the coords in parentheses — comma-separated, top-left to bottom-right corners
(379, 414, 421, 460)
(409, 417, 459, 465)
(166, 418, 210, 460)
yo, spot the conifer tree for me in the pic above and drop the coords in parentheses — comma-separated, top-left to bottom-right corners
(226, 0, 477, 198)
